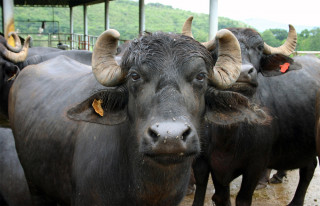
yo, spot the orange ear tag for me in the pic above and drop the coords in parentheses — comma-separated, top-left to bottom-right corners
(92, 99, 104, 117)
(280, 62, 290, 73)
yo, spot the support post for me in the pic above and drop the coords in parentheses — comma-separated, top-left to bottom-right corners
(2, 0, 15, 46)
(139, 0, 145, 35)
(209, 0, 218, 40)
(105, 0, 110, 30)
(70, 6, 74, 49)
(83, 4, 88, 50)
(1, 1, 3, 33)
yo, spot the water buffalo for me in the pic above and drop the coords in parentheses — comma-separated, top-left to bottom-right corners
(0, 127, 32, 206)
(0, 34, 31, 123)
(183, 17, 319, 206)
(0, 34, 131, 123)
(0, 35, 94, 122)
(317, 90, 320, 163)
(8, 28, 269, 205)
(0, 34, 130, 205)
(27, 46, 61, 58)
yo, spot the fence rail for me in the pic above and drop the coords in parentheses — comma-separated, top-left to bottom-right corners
(292, 51, 320, 56)
(12, 34, 320, 57)
(18, 33, 99, 51)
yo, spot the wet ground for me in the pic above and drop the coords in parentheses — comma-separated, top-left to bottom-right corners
(180, 164, 320, 206)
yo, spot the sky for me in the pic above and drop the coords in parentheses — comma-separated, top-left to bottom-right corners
(143, 0, 320, 27)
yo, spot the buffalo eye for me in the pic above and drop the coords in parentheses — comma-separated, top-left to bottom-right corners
(130, 72, 141, 81)
(195, 73, 206, 81)
(257, 45, 264, 51)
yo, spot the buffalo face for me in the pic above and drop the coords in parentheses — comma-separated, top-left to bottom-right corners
(69, 32, 214, 165)
(121, 33, 213, 164)
(209, 27, 301, 97)
(222, 28, 262, 97)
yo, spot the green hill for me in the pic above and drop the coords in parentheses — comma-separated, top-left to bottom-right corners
(11, 0, 249, 42)
(2, 0, 319, 50)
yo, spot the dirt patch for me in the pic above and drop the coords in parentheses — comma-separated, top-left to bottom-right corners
(180, 165, 320, 206)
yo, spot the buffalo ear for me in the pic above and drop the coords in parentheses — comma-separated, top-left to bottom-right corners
(67, 88, 128, 125)
(4, 62, 20, 81)
(260, 54, 302, 77)
(205, 88, 271, 126)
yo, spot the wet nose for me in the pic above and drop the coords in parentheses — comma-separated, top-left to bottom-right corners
(238, 64, 256, 82)
(148, 122, 191, 142)
(144, 121, 197, 154)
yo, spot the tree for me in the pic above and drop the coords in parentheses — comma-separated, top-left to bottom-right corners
(269, 29, 288, 41)
(297, 28, 320, 51)
(261, 29, 281, 47)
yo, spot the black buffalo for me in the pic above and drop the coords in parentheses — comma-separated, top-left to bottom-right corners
(183, 17, 319, 206)
(316, 90, 320, 164)
(0, 34, 31, 122)
(26, 46, 61, 58)
(0, 35, 94, 122)
(8, 28, 268, 205)
(0, 34, 131, 205)
(0, 35, 131, 122)
(0, 127, 32, 206)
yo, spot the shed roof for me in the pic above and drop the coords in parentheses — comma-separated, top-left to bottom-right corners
(14, 0, 114, 7)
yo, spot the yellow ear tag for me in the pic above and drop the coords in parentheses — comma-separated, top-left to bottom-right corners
(7, 73, 17, 81)
(92, 99, 104, 117)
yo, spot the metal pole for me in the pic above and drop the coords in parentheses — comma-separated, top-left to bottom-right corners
(209, 0, 218, 40)
(2, 0, 15, 46)
(139, 0, 145, 35)
(105, 0, 110, 30)
(84, 4, 88, 50)
(70, 6, 74, 49)
(1, 0, 3, 33)
(52, 7, 55, 34)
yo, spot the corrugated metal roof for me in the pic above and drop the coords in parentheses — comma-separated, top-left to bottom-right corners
(14, 0, 114, 7)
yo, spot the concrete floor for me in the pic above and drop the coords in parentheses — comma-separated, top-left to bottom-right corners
(180, 165, 320, 206)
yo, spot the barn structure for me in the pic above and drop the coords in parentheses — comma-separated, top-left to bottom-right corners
(1, 0, 218, 50)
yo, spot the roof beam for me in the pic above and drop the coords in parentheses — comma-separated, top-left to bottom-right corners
(12, 0, 114, 7)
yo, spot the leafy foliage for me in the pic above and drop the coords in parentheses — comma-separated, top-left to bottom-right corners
(297, 28, 320, 51)
(1, 0, 319, 50)
(10, 0, 249, 42)
(261, 27, 320, 51)
(261, 30, 283, 47)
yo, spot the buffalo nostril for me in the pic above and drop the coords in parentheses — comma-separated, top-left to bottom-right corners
(181, 127, 191, 141)
(148, 128, 159, 142)
(248, 68, 254, 74)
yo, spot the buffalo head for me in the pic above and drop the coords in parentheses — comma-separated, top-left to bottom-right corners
(67, 27, 269, 166)
(183, 17, 301, 98)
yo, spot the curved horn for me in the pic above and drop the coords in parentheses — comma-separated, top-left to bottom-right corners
(182, 16, 194, 38)
(208, 29, 242, 89)
(263, 24, 297, 55)
(6, 32, 22, 52)
(92, 29, 126, 87)
(182, 16, 216, 50)
(201, 38, 216, 51)
(0, 36, 31, 63)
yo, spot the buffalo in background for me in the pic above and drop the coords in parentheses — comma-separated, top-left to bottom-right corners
(0, 127, 32, 206)
(315, 74, 320, 166)
(0, 32, 130, 205)
(184, 17, 319, 206)
(0, 33, 30, 123)
(0, 34, 130, 123)
(0, 34, 93, 122)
